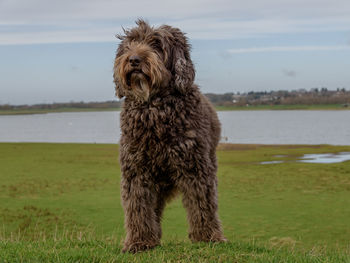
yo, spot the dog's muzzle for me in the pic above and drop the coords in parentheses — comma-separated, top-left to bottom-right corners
(129, 55, 141, 67)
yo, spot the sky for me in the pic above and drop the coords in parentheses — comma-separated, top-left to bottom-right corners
(0, 0, 350, 105)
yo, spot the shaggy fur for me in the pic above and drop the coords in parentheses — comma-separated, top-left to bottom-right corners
(113, 19, 226, 253)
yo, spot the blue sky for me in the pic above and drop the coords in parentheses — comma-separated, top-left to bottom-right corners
(1, 0, 350, 105)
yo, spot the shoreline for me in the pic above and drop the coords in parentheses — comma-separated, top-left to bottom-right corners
(1, 104, 349, 115)
(1, 142, 350, 148)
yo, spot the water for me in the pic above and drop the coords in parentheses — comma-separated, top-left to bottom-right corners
(298, 152, 350, 163)
(0, 110, 350, 145)
(261, 152, 350, 164)
(0, 112, 120, 144)
(219, 111, 350, 145)
(261, 161, 284, 165)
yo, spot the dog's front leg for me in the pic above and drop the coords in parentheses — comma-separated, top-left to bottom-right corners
(121, 175, 160, 253)
(179, 172, 227, 243)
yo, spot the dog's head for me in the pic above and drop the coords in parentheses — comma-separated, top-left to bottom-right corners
(113, 19, 195, 101)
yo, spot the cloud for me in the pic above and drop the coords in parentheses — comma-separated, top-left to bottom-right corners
(2, 17, 350, 45)
(71, 66, 79, 72)
(217, 49, 232, 60)
(227, 45, 350, 54)
(2, 0, 350, 24)
(283, 69, 297, 78)
(1, 0, 350, 44)
(0, 27, 118, 45)
(175, 17, 350, 39)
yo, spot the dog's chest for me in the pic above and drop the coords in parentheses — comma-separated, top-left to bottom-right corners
(122, 104, 188, 141)
(121, 103, 195, 164)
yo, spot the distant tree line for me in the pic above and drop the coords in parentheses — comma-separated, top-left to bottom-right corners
(1, 88, 349, 110)
(205, 88, 350, 107)
(0, 101, 122, 111)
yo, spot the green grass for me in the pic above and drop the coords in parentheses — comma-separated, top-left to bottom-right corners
(2, 236, 349, 263)
(1, 143, 350, 262)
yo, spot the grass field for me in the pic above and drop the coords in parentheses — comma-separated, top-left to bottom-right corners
(1, 143, 350, 262)
(1, 104, 349, 115)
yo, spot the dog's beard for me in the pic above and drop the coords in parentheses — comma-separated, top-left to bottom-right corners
(129, 72, 150, 102)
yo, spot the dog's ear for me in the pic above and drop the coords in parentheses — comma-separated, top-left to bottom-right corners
(113, 76, 125, 99)
(113, 64, 125, 99)
(168, 27, 195, 94)
(113, 43, 126, 99)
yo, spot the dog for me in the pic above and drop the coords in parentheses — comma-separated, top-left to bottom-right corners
(113, 19, 226, 253)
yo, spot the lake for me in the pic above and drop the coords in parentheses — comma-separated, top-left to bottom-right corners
(0, 111, 349, 145)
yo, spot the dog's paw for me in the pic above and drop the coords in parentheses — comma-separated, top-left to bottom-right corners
(211, 236, 228, 243)
(122, 241, 159, 253)
(209, 231, 228, 243)
(189, 231, 228, 243)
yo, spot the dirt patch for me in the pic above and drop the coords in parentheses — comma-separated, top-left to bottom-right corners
(217, 144, 261, 151)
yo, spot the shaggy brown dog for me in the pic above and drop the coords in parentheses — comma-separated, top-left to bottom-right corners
(113, 19, 226, 253)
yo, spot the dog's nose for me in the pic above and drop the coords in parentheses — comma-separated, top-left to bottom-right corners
(129, 55, 141, 67)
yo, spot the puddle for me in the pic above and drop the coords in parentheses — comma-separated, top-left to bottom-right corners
(261, 161, 284, 165)
(261, 152, 350, 164)
(298, 152, 350, 164)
